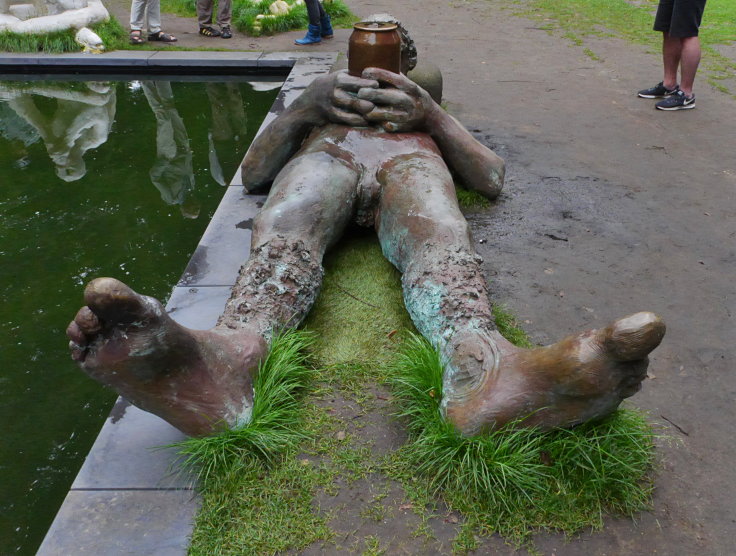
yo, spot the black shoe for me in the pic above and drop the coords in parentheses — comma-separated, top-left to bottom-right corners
(199, 25, 221, 37)
(655, 90, 695, 110)
(221, 26, 232, 39)
(637, 81, 679, 99)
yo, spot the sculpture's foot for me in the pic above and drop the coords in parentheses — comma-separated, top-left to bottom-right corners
(443, 312, 666, 436)
(66, 278, 266, 436)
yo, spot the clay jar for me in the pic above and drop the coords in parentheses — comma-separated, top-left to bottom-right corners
(348, 22, 401, 77)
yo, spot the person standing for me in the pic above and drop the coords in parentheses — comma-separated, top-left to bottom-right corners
(129, 0, 177, 45)
(637, 0, 707, 110)
(294, 0, 333, 45)
(197, 0, 232, 39)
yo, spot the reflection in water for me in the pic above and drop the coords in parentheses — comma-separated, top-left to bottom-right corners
(205, 82, 248, 186)
(0, 79, 260, 209)
(0, 77, 280, 555)
(140, 80, 199, 218)
(0, 81, 115, 181)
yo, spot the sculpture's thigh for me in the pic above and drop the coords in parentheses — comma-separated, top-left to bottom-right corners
(252, 150, 360, 255)
(376, 152, 474, 271)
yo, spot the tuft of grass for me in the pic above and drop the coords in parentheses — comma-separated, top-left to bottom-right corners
(492, 304, 534, 348)
(188, 444, 335, 554)
(455, 184, 491, 209)
(170, 329, 315, 485)
(387, 333, 659, 546)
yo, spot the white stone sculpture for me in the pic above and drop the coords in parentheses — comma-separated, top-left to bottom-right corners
(75, 26, 104, 53)
(0, 0, 108, 35)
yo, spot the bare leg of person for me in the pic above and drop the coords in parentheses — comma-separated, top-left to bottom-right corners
(376, 148, 665, 436)
(67, 148, 360, 436)
(678, 36, 701, 96)
(662, 32, 682, 90)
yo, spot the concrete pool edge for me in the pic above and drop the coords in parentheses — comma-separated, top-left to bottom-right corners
(33, 51, 337, 555)
(0, 50, 321, 73)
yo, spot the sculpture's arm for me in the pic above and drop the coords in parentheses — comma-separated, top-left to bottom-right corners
(242, 71, 377, 191)
(357, 68, 505, 200)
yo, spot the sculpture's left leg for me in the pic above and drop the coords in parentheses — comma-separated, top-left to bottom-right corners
(376, 150, 665, 436)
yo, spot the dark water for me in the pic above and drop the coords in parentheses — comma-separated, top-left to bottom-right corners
(0, 76, 278, 555)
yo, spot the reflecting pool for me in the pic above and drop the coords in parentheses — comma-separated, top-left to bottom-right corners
(0, 76, 279, 555)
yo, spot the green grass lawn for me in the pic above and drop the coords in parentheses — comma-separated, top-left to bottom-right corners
(517, 0, 736, 95)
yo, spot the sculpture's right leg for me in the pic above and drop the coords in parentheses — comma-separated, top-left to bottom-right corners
(67, 150, 359, 436)
(376, 151, 665, 436)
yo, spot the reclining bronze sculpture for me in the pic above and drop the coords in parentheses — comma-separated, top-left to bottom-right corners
(66, 27, 665, 438)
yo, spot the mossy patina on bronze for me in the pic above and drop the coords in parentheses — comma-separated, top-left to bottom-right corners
(348, 22, 402, 77)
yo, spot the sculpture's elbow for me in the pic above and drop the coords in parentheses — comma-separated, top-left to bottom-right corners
(482, 157, 505, 200)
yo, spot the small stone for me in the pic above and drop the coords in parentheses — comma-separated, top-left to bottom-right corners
(336, 430, 346, 441)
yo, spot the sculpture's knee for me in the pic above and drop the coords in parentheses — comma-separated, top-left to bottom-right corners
(411, 213, 473, 254)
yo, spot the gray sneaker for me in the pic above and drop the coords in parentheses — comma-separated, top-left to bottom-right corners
(655, 89, 695, 110)
(637, 81, 679, 99)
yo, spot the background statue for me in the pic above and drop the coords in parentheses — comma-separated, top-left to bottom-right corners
(0, 0, 108, 35)
(66, 23, 665, 437)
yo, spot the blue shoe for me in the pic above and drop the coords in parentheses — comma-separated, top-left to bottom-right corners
(655, 89, 695, 110)
(637, 81, 678, 99)
(320, 14, 333, 38)
(295, 23, 321, 45)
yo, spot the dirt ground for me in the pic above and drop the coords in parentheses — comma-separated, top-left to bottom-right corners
(104, 0, 736, 553)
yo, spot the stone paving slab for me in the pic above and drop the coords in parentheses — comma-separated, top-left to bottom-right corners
(71, 399, 193, 490)
(147, 50, 262, 68)
(178, 187, 266, 287)
(166, 285, 234, 329)
(36, 490, 200, 556)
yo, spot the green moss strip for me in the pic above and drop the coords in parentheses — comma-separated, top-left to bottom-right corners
(387, 332, 658, 548)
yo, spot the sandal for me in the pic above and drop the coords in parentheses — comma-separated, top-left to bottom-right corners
(129, 30, 144, 45)
(148, 31, 177, 42)
(199, 26, 221, 37)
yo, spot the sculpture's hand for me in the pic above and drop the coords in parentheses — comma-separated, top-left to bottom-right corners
(356, 68, 435, 132)
(302, 70, 378, 127)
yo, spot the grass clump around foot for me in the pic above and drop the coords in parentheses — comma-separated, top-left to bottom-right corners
(172, 329, 338, 554)
(171, 329, 315, 485)
(0, 17, 127, 53)
(387, 332, 659, 549)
